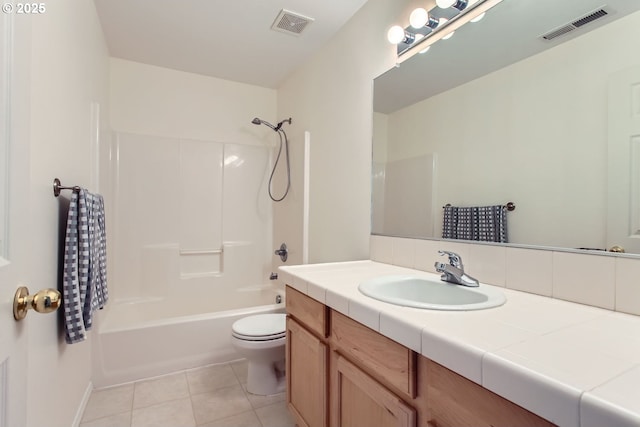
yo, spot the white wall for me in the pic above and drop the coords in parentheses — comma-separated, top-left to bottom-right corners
(276, 0, 424, 263)
(27, 1, 110, 426)
(380, 10, 640, 249)
(110, 58, 277, 142)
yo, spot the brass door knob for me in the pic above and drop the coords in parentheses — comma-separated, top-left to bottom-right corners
(13, 286, 61, 321)
(609, 245, 625, 253)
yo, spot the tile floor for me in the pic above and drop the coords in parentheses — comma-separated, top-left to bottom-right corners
(79, 360, 295, 427)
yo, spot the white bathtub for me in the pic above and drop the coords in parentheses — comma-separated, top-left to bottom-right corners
(92, 284, 284, 388)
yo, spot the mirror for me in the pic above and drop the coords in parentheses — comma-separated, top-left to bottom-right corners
(372, 0, 640, 253)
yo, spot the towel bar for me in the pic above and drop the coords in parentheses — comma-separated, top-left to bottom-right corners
(443, 201, 516, 211)
(53, 178, 81, 197)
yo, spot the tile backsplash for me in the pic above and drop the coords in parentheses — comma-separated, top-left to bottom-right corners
(370, 235, 640, 316)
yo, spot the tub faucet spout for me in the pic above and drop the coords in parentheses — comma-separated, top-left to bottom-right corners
(435, 250, 479, 287)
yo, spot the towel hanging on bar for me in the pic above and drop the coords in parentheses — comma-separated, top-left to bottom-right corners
(442, 204, 508, 243)
(63, 188, 108, 344)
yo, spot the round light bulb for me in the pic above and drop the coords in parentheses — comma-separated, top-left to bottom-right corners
(436, 0, 456, 8)
(419, 45, 431, 54)
(443, 31, 455, 40)
(470, 12, 486, 22)
(409, 8, 429, 29)
(387, 25, 406, 44)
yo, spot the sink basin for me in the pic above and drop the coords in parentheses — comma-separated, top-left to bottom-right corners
(358, 275, 506, 311)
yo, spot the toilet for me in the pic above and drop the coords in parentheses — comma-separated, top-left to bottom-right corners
(231, 313, 287, 395)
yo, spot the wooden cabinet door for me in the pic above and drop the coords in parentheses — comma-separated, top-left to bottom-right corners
(331, 352, 416, 427)
(426, 359, 555, 427)
(286, 316, 328, 427)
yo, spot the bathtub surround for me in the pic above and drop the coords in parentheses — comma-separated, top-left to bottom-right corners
(105, 58, 279, 299)
(107, 133, 273, 302)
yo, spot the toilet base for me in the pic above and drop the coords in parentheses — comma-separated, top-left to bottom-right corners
(246, 360, 286, 395)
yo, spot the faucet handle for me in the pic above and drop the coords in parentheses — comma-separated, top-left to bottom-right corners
(438, 250, 463, 269)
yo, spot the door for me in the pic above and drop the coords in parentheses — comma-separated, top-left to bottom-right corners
(0, 11, 31, 427)
(608, 66, 640, 253)
(331, 353, 416, 427)
(286, 316, 328, 427)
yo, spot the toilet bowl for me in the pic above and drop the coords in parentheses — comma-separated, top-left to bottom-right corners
(231, 313, 286, 395)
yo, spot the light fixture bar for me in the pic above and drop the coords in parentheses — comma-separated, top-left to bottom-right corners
(394, 0, 503, 62)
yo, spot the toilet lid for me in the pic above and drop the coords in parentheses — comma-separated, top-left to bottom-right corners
(232, 313, 286, 339)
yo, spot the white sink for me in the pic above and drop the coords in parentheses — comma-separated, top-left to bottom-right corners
(358, 275, 506, 311)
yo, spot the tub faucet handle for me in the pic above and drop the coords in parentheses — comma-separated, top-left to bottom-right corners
(274, 243, 288, 262)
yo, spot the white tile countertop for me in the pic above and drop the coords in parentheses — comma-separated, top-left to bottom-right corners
(279, 260, 640, 427)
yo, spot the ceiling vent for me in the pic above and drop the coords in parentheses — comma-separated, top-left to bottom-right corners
(271, 9, 314, 36)
(541, 7, 609, 41)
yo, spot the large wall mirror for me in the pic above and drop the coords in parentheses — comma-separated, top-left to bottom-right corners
(372, 0, 640, 254)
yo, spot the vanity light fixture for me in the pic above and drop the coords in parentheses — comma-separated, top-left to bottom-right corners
(387, 0, 503, 61)
(436, 0, 468, 12)
(387, 25, 416, 45)
(409, 8, 440, 30)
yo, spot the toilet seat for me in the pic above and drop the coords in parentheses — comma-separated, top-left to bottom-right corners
(232, 331, 286, 341)
(232, 313, 286, 342)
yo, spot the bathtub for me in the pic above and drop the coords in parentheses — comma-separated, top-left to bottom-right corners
(92, 284, 284, 388)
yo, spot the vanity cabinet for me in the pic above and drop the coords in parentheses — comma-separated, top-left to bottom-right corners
(285, 286, 555, 427)
(286, 287, 329, 427)
(286, 286, 419, 427)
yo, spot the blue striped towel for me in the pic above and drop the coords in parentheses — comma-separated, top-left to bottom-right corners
(442, 205, 508, 243)
(63, 189, 108, 344)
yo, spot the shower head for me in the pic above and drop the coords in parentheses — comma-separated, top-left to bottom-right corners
(251, 117, 276, 131)
(251, 117, 292, 132)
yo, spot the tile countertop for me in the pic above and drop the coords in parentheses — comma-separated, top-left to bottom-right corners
(278, 260, 640, 427)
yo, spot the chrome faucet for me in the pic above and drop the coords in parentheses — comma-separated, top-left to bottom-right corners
(434, 250, 479, 287)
